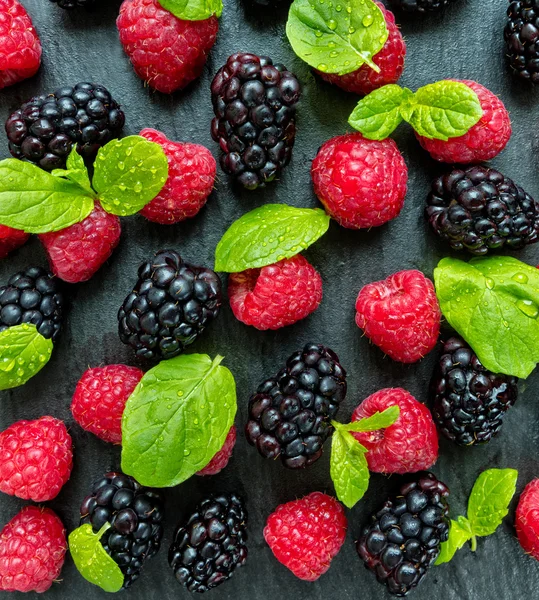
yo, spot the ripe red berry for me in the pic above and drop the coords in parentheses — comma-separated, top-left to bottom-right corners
(318, 2, 405, 95)
(0, 225, 29, 259)
(355, 269, 441, 363)
(39, 202, 121, 283)
(197, 426, 236, 476)
(71, 364, 144, 444)
(264, 492, 347, 581)
(0, 506, 66, 593)
(228, 254, 323, 330)
(139, 128, 216, 224)
(516, 479, 539, 561)
(117, 0, 219, 94)
(351, 388, 438, 474)
(416, 80, 512, 163)
(0, 416, 72, 502)
(312, 133, 408, 229)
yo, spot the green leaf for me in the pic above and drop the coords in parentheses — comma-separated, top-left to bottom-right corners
(215, 204, 330, 272)
(0, 324, 53, 391)
(69, 523, 124, 593)
(0, 158, 95, 233)
(121, 354, 237, 487)
(434, 256, 539, 378)
(342, 406, 400, 432)
(330, 427, 369, 508)
(435, 518, 473, 565)
(467, 468, 518, 537)
(92, 136, 168, 217)
(399, 80, 483, 141)
(52, 148, 94, 196)
(157, 0, 222, 20)
(286, 0, 388, 76)
(348, 85, 413, 140)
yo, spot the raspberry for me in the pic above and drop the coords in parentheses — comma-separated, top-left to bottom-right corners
(355, 270, 441, 363)
(71, 364, 144, 444)
(117, 0, 219, 94)
(416, 80, 512, 163)
(0, 0, 41, 90)
(228, 254, 322, 330)
(0, 225, 29, 259)
(39, 202, 121, 283)
(197, 426, 236, 476)
(139, 129, 216, 224)
(264, 492, 347, 581)
(516, 479, 539, 561)
(0, 506, 66, 593)
(312, 133, 408, 229)
(317, 3, 405, 95)
(351, 388, 438, 474)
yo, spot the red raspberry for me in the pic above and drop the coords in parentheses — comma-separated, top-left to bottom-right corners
(117, 0, 219, 94)
(228, 254, 323, 330)
(197, 426, 236, 476)
(264, 492, 347, 581)
(355, 269, 441, 363)
(139, 128, 216, 224)
(351, 388, 438, 474)
(39, 202, 121, 283)
(318, 3, 405, 95)
(0, 225, 29, 259)
(312, 133, 408, 229)
(0, 506, 66, 593)
(0, 0, 41, 90)
(516, 479, 539, 561)
(0, 416, 72, 502)
(71, 364, 144, 444)
(416, 80, 512, 163)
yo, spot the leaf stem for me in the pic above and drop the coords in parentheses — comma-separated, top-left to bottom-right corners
(470, 535, 477, 552)
(96, 521, 111, 541)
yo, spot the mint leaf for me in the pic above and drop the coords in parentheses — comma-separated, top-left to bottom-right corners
(434, 256, 539, 378)
(330, 427, 369, 508)
(52, 148, 94, 196)
(342, 406, 400, 432)
(348, 85, 413, 140)
(0, 158, 95, 233)
(286, 0, 388, 76)
(69, 523, 124, 593)
(0, 324, 53, 390)
(399, 81, 483, 141)
(92, 136, 168, 217)
(215, 204, 330, 272)
(121, 354, 236, 487)
(436, 518, 473, 565)
(158, 0, 222, 20)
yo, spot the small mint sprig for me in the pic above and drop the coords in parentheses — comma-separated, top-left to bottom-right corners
(436, 468, 518, 565)
(348, 81, 483, 142)
(158, 0, 222, 21)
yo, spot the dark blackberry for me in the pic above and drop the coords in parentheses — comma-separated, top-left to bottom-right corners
(0, 267, 64, 342)
(210, 53, 301, 190)
(168, 493, 247, 593)
(245, 343, 347, 469)
(505, 0, 539, 82)
(426, 165, 539, 255)
(5, 82, 125, 171)
(430, 336, 518, 446)
(388, 0, 455, 11)
(118, 249, 222, 360)
(357, 472, 450, 597)
(49, 0, 96, 8)
(80, 471, 164, 588)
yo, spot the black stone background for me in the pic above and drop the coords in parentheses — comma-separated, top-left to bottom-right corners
(0, 0, 539, 598)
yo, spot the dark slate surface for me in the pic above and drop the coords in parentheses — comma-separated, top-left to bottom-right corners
(0, 0, 538, 598)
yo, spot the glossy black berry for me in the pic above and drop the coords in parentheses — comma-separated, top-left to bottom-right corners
(430, 336, 518, 446)
(388, 0, 455, 10)
(505, 0, 539, 82)
(169, 494, 247, 593)
(357, 472, 450, 597)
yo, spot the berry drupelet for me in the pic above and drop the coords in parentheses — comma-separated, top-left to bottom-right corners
(357, 472, 450, 596)
(211, 53, 301, 190)
(505, 0, 539, 83)
(430, 336, 518, 446)
(5, 82, 125, 171)
(168, 494, 247, 593)
(388, 0, 454, 11)
(426, 166, 539, 255)
(245, 343, 347, 469)
(80, 471, 164, 588)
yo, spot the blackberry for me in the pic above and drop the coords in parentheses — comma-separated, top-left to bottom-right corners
(49, 0, 96, 7)
(118, 249, 221, 360)
(245, 343, 347, 469)
(388, 0, 454, 11)
(168, 493, 247, 593)
(430, 336, 518, 446)
(505, 1, 539, 82)
(210, 53, 301, 190)
(5, 82, 125, 171)
(357, 472, 450, 597)
(79, 471, 164, 588)
(426, 166, 539, 255)
(0, 267, 64, 342)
